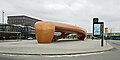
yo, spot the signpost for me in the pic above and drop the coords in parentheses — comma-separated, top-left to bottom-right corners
(93, 18, 104, 47)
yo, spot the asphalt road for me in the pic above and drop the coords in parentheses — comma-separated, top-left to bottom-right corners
(0, 40, 120, 60)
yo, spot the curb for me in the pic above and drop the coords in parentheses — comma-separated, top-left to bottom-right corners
(0, 47, 115, 56)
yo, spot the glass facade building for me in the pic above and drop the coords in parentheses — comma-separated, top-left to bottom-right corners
(0, 24, 36, 40)
(0, 15, 42, 40)
(7, 15, 41, 27)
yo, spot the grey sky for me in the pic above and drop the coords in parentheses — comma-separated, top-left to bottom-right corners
(0, 0, 120, 33)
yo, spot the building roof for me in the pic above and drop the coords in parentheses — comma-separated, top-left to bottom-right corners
(7, 15, 42, 21)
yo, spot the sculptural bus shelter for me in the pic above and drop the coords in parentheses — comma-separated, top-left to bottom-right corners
(35, 21, 87, 44)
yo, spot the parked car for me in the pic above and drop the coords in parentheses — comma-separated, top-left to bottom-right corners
(27, 37, 33, 40)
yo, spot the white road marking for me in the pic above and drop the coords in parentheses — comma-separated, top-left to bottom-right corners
(46, 52, 104, 57)
(0, 52, 104, 57)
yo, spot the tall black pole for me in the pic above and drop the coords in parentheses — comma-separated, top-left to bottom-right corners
(101, 23, 104, 47)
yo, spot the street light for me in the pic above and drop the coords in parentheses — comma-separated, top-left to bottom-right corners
(2, 10, 5, 24)
(1, 10, 5, 40)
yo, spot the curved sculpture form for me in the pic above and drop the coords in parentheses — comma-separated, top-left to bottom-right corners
(35, 21, 87, 44)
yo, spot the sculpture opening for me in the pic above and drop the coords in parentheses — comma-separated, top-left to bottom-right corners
(35, 21, 87, 44)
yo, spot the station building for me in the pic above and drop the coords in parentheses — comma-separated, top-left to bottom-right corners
(7, 15, 41, 27)
(0, 15, 42, 40)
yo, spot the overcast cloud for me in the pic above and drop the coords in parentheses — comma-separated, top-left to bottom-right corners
(0, 0, 120, 33)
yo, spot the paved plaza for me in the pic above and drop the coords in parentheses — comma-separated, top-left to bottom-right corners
(0, 39, 113, 55)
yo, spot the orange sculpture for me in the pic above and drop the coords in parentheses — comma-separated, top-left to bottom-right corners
(35, 21, 87, 44)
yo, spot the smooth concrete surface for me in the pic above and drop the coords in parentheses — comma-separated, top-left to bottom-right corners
(0, 39, 113, 55)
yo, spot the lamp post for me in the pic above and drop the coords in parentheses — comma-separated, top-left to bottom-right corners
(1, 10, 5, 40)
(2, 10, 5, 24)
